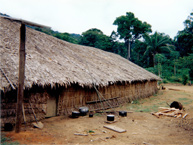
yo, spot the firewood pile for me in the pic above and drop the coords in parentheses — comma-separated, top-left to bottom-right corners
(152, 107, 188, 119)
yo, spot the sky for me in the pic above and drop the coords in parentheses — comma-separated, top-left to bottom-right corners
(0, 0, 192, 39)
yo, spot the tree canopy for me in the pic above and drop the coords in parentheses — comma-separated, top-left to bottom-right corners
(143, 32, 175, 67)
(113, 12, 152, 59)
(175, 12, 193, 57)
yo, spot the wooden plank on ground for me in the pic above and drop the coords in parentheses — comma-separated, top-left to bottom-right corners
(103, 125, 126, 133)
(183, 113, 188, 119)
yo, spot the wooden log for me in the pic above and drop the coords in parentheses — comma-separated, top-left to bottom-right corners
(168, 88, 181, 91)
(159, 107, 179, 111)
(152, 112, 160, 118)
(86, 96, 121, 104)
(183, 113, 188, 119)
(74, 133, 88, 136)
(176, 114, 182, 118)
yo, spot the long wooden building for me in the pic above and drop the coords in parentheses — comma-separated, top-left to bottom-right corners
(0, 17, 160, 125)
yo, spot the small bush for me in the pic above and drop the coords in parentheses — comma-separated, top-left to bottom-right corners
(168, 76, 182, 83)
(182, 75, 189, 85)
(162, 79, 168, 84)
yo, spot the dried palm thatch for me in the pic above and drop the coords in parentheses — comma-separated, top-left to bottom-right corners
(0, 17, 160, 91)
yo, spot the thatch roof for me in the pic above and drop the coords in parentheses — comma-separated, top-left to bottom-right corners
(0, 17, 160, 91)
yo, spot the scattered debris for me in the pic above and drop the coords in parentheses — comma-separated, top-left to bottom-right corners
(103, 125, 126, 133)
(183, 113, 188, 119)
(152, 107, 185, 118)
(106, 135, 116, 139)
(90, 138, 107, 142)
(90, 133, 102, 136)
(143, 142, 153, 145)
(74, 133, 88, 136)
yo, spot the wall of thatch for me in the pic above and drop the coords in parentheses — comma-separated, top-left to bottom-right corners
(1, 80, 157, 126)
(1, 85, 53, 125)
(58, 80, 157, 115)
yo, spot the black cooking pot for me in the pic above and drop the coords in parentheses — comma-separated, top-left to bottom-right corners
(107, 114, 115, 121)
(79, 107, 89, 116)
(71, 111, 80, 118)
(119, 111, 127, 117)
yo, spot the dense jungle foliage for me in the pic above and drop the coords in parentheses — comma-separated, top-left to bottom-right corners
(1, 11, 192, 84)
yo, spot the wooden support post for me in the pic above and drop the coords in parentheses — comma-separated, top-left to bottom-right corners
(15, 23, 26, 133)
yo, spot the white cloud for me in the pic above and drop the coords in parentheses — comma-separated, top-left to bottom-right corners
(0, 0, 192, 38)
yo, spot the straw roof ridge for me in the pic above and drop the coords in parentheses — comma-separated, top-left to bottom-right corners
(0, 17, 161, 91)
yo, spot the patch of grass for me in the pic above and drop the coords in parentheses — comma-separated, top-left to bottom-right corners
(135, 105, 159, 113)
(177, 98, 193, 105)
(177, 92, 190, 96)
(157, 101, 167, 105)
(126, 103, 159, 113)
(126, 104, 141, 110)
(153, 93, 158, 96)
(1, 135, 19, 145)
(131, 100, 140, 104)
(94, 113, 102, 117)
(178, 98, 190, 101)
(136, 108, 151, 112)
(183, 101, 193, 105)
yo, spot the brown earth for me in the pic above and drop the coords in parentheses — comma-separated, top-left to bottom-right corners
(2, 84, 193, 145)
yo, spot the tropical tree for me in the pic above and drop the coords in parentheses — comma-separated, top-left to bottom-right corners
(178, 54, 193, 84)
(79, 28, 112, 51)
(113, 12, 152, 60)
(131, 40, 148, 67)
(175, 11, 193, 57)
(143, 32, 175, 67)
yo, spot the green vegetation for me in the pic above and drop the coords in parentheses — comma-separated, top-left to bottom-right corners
(126, 101, 160, 113)
(1, 134, 19, 145)
(178, 97, 193, 105)
(94, 113, 102, 116)
(113, 12, 151, 60)
(88, 130, 95, 133)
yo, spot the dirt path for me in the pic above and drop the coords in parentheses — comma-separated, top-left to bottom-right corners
(165, 83, 193, 93)
(2, 85, 193, 144)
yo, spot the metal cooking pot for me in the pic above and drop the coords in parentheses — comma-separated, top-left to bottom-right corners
(71, 111, 80, 118)
(119, 111, 127, 117)
(107, 114, 114, 121)
(79, 107, 89, 116)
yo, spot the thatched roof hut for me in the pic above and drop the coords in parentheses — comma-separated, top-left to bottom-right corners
(0, 17, 160, 91)
(1, 17, 160, 125)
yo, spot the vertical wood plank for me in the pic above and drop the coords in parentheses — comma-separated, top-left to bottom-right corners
(15, 23, 26, 133)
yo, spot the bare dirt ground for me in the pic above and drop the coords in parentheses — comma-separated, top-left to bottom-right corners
(2, 84, 193, 145)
